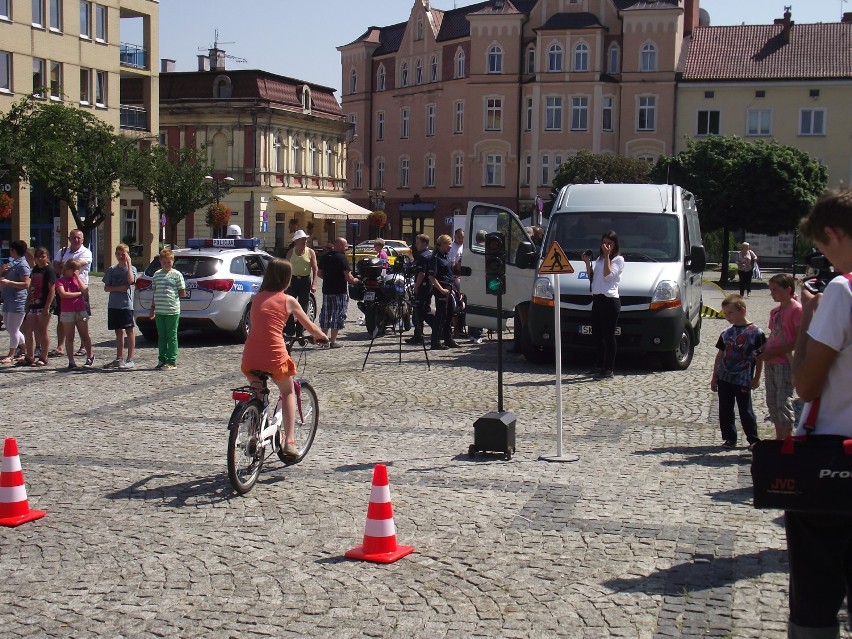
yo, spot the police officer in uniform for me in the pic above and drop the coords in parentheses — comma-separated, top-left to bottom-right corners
(406, 234, 433, 345)
(428, 234, 460, 350)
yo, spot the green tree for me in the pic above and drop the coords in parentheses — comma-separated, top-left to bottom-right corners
(0, 96, 138, 245)
(550, 151, 651, 201)
(651, 136, 827, 282)
(131, 144, 215, 242)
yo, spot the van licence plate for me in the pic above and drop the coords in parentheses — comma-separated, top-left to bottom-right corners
(364, 292, 375, 301)
(579, 325, 621, 336)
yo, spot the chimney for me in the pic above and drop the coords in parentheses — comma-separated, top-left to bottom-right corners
(842, 12, 852, 23)
(683, 0, 699, 36)
(197, 54, 210, 72)
(778, 7, 793, 44)
(209, 47, 226, 72)
(160, 58, 175, 73)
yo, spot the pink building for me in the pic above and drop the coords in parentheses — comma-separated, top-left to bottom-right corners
(339, 0, 697, 243)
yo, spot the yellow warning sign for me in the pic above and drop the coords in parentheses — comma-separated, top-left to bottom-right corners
(538, 241, 574, 274)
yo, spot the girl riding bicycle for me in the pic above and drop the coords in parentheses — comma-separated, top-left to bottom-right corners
(241, 258, 327, 457)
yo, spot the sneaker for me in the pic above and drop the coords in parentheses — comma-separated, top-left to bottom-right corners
(595, 370, 614, 379)
(721, 440, 737, 449)
(472, 337, 485, 344)
(431, 343, 449, 351)
(405, 335, 424, 345)
(103, 358, 122, 369)
(329, 342, 343, 349)
(84, 355, 95, 367)
(155, 362, 166, 370)
(119, 360, 135, 370)
(445, 340, 462, 348)
(163, 363, 176, 370)
(283, 443, 300, 458)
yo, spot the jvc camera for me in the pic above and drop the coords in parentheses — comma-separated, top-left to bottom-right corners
(803, 251, 835, 294)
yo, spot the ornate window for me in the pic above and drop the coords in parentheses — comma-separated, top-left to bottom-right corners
(377, 65, 386, 91)
(401, 62, 409, 87)
(573, 43, 589, 72)
(487, 45, 503, 74)
(640, 43, 657, 72)
(548, 44, 562, 72)
(455, 48, 466, 78)
(415, 59, 423, 84)
(430, 56, 438, 82)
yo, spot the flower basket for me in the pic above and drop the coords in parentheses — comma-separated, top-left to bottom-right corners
(205, 203, 233, 227)
(0, 193, 13, 220)
(368, 210, 387, 228)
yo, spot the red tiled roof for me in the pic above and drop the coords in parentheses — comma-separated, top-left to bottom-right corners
(682, 22, 852, 80)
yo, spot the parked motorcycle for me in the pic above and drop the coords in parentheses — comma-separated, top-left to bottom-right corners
(350, 256, 413, 337)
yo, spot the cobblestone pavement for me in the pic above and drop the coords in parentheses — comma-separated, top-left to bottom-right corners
(1, 276, 848, 638)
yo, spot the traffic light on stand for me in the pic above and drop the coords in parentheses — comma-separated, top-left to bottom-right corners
(484, 232, 506, 296)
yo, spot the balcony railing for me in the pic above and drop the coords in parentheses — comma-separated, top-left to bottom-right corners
(120, 105, 148, 131)
(120, 43, 147, 69)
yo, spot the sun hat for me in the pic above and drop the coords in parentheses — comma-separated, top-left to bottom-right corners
(292, 230, 309, 241)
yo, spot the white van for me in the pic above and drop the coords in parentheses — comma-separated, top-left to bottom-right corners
(462, 183, 706, 370)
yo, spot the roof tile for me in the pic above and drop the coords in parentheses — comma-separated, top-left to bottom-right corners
(682, 23, 852, 80)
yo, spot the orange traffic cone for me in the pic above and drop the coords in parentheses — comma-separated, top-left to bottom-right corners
(345, 464, 414, 564)
(0, 438, 46, 527)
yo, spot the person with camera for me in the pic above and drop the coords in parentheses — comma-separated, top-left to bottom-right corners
(786, 188, 852, 639)
(581, 231, 624, 379)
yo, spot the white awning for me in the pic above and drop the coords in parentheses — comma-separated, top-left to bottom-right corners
(273, 195, 370, 220)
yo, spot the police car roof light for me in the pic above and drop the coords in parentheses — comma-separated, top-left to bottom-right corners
(186, 238, 260, 250)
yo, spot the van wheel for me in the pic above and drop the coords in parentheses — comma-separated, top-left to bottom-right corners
(520, 322, 554, 365)
(662, 325, 694, 371)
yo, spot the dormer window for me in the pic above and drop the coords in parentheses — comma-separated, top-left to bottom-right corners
(301, 85, 312, 113)
(416, 20, 423, 40)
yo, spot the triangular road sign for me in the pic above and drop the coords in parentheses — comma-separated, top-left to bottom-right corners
(539, 241, 574, 274)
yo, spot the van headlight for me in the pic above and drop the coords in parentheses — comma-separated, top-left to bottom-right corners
(650, 280, 682, 310)
(532, 276, 555, 307)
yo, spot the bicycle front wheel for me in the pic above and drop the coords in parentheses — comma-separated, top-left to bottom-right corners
(277, 380, 319, 465)
(227, 399, 265, 494)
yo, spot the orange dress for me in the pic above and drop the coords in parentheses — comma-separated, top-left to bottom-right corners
(240, 291, 296, 381)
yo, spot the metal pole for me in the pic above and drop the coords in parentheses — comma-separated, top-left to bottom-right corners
(497, 292, 503, 413)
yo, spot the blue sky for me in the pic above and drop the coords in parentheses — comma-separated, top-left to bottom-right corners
(156, 0, 846, 94)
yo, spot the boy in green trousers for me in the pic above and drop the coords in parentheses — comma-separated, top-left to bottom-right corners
(148, 248, 186, 370)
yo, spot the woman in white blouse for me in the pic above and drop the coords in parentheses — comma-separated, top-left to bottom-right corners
(582, 231, 625, 379)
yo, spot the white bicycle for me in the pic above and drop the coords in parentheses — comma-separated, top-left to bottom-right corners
(226, 339, 319, 494)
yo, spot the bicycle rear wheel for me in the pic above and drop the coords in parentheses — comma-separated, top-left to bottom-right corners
(227, 399, 265, 494)
(277, 380, 319, 465)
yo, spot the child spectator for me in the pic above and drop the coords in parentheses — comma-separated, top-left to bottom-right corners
(148, 248, 186, 370)
(56, 259, 94, 369)
(102, 244, 138, 370)
(23, 247, 56, 366)
(757, 274, 803, 439)
(710, 294, 766, 450)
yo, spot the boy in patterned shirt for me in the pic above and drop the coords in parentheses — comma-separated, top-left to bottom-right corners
(710, 294, 767, 450)
(148, 248, 186, 370)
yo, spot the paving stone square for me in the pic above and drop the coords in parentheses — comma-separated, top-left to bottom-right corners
(0, 277, 848, 638)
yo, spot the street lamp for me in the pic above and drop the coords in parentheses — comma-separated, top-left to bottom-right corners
(204, 175, 235, 205)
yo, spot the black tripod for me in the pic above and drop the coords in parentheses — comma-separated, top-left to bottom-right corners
(361, 265, 430, 371)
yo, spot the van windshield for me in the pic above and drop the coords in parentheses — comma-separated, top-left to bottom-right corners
(548, 212, 680, 262)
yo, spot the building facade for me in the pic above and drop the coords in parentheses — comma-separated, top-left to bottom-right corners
(339, 0, 697, 243)
(0, 0, 159, 266)
(677, 9, 852, 190)
(122, 51, 366, 254)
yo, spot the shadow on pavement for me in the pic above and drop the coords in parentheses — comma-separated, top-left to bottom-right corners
(603, 547, 787, 595)
(634, 445, 754, 468)
(104, 471, 237, 507)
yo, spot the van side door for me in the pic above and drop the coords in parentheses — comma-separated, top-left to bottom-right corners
(462, 202, 537, 330)
(683, 200, 703, 327)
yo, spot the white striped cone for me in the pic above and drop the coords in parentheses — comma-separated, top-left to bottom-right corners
(0, 438, 46, 527)
(345, 463, 414, 564)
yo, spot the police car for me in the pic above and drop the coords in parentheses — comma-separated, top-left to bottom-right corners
(133, 236, 315, 342)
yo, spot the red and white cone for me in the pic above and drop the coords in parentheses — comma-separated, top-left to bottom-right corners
(0, 438, 46, 527)
(345, 464, 414, 564)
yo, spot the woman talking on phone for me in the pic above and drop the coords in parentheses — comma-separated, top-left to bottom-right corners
(582, 231, 624, 379)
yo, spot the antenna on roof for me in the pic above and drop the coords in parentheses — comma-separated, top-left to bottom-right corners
(198, 29, 248, 69)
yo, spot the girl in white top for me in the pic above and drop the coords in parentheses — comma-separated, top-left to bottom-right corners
(582, 231, 625, 379)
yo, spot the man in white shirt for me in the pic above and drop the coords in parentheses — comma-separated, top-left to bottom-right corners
(786, 188, 852, 638)
(447, 228, 465, 336)
(52, 229, 93, 357)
